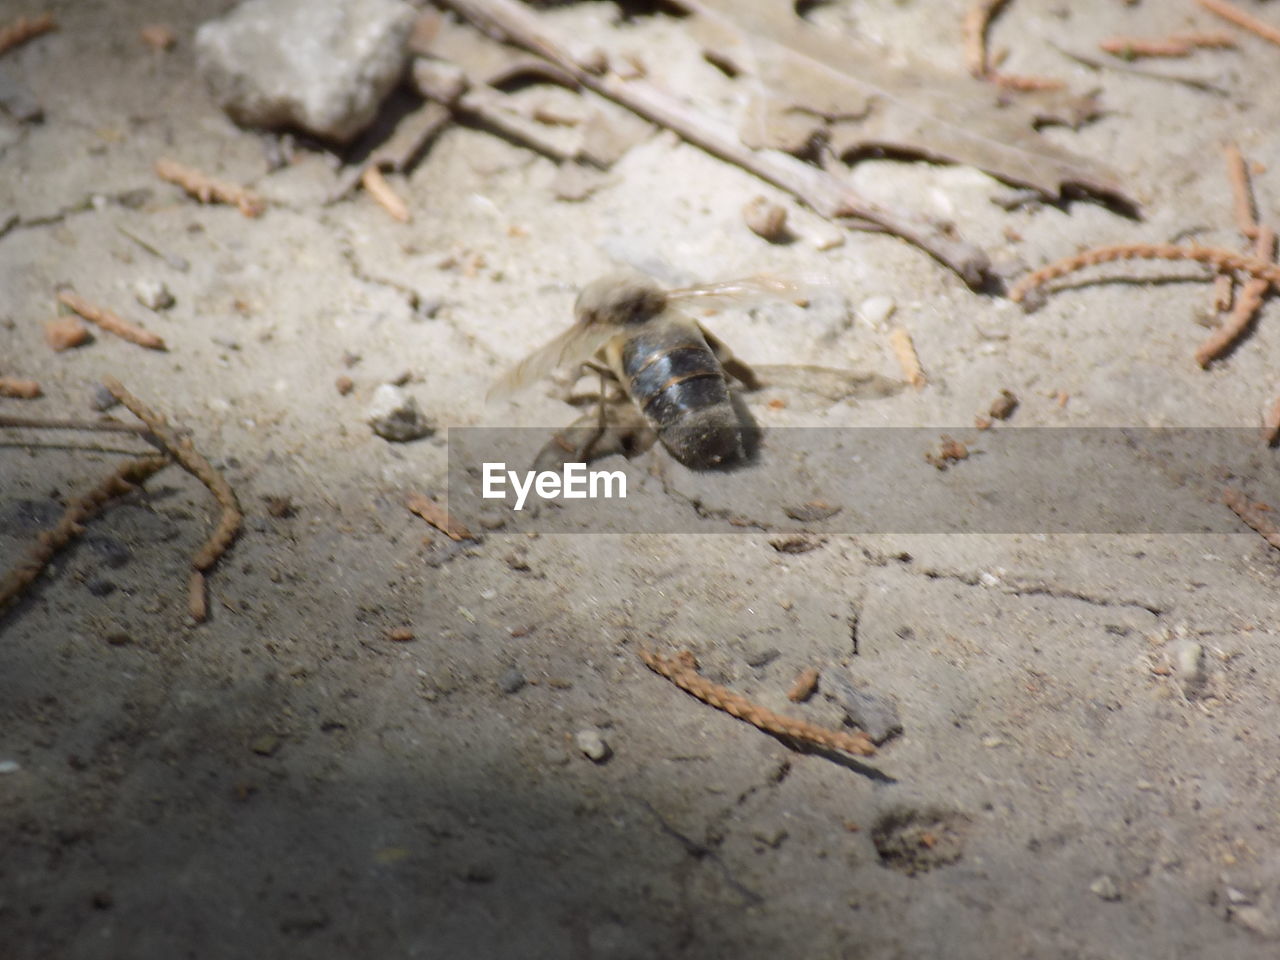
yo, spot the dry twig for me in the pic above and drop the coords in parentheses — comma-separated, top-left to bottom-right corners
(0, 455, 170, 610)
(1223, 488, 1280, 550)
(155, 157, 266, 218)
(57, 291, 166, 351)
(1009, 243, 1280, 304)
(438, 0, 988, 287)
(102, 377, 242, 575)
(0, 13, 55, 55)
(1197, 0, 1280, 48)
(360, 166, 411, 223)
(1196, 225, 1274, 367)
(1263, 394, 1280, 446)
(963, 0, 1010, 77)
(1099, 32, 1237, 59)
(639, 649, 877, 757)
(787, 667, 820, 703)
(889, 328, 926, 389)
(1224, 141, 1258, 238)
(0, 377, 41, 398)
(406, 493, 474, 541)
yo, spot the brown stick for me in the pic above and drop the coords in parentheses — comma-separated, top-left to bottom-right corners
(437, 0, 989, 287)
(0, 415, 151, 435)
(187, 570, 208, 622)
(639, 648, 877, 757)
(0, 13, 55, 55)
(1224, 141, 1258, 238)
(57, 291, 167, 351)
(889, 328, 926, 389)
(361, 166, 411, 222)
(0, 455, 170, 610)
(1262, 394, 1280, 446)
(1099, 32, 1237, 58)
(1223, 488, 1280, 550)
(155, 157, 266, 218)
(1196, 225, 1274, 367)
(101, 377, 242, 572)
(1213, 272, 1235, 312)
(1009, 243, 1280, 303)
(787, 667, 820, 703)
(1197, 0, 1280, 48)
(0, 377, 41, 398)
(963, 0, 1010, 77)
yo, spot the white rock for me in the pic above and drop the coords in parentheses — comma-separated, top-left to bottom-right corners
(575, 729, 611, 763)
(367, 384, 432, 442)
(134, 278, 175, 311)
(1089, 874, 1120, 901)
(857, 295, 896, 329)
(195, 0, 416, 143)
(1173, 639, 1206, 697)
(0, 759, 19, 774)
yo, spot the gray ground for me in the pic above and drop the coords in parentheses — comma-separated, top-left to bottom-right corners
(3, 1, 1280, 957)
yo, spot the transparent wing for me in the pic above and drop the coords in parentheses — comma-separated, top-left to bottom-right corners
(664, 273, 830, 312)
(487, 322, 619, 401)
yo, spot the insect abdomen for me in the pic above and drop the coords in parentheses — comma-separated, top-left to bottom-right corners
(620, 330, 744, 468)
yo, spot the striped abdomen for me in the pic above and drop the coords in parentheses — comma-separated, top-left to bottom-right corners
(618, 323, 744, 468)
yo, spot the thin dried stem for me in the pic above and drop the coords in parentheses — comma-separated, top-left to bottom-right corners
(361, 166, 411, 222)
(102, 377, 242, 572)
(1008, 243, 1280, 303)
(1099, 32, 1237, 58)
(0, 13, 55, 55)
(1223, 141, 1258, 237)
(57, 291, 166, 351)
(1223, 488, 1280, 550)
(639, 648, 877, 757)
(0, 378, 41, 398)
(963, 0, 1010, 77)
(0, 455, 170, 610)
(889, 327, 926, 389)
(1197, 0, 1280, 48)
(155, 157, 266, 218)
(1196, 225, 1274, 367)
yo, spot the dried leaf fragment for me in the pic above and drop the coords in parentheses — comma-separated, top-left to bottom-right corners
(407, 492, 474, 541)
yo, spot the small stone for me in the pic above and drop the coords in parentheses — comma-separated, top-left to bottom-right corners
(989, 389, 1019, 420)
(335, 374, 355, 396)
(367, 384, 433, 441)
(824, 671, 903, 744)
(89, 384, 120, 411)
(387, 627, 414, 643)
(195, 0, 417, 144)
(85, 578, 117, 597)
(134, 279, 175, 311)
(743, 196, 790, 243)
(498, 667, 527, 695)
(1173, 639, 1207, 697)
(1090, 874, 1121, 901)
(857, 295, 896, 329)
(575, 729, 611, 763)
(45, 316, 91, 351)
(104, 631, 131, 647)
(0, 760, 19, 774)
(1230, 905, 1277, 937)
(745, 647, 781, 669)
(249, 733, 281, 756)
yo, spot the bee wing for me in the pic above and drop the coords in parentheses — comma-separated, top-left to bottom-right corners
(664, 274, 829, 312)
(487, 322, 619, 401)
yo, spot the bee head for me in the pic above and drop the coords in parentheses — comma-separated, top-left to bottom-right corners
(574, 272, 668, 328)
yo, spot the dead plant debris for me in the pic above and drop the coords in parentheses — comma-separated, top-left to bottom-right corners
(638, 649, 876, 758)
(155, 157, 266, 218)
(57, 291, 166, 351)
(1197, 0, 1280, 48)
(0, 13, 55, 55)
(1224, 488, 1280, 550)
(406, 492, 474, 542)
(1100, 32, 1237, 59)
(0, 377, 41, 399)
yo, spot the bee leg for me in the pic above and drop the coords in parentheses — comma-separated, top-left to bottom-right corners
(698, 323, 762, 390)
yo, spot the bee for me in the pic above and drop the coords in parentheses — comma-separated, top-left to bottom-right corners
(490, 271, 805, 469)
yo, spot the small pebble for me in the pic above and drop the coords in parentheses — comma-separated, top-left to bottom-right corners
(498, 667, 527, 695)
(857, 295, 896, 329)
(89, 384, 121, 411)
(105, 631, 131, 647)
(134, 278, 175, 311)
(335, 374, 354, 396)
(1230, 905, 1276, 937)
(249, 734, 281, 756)
(387, 627, 414, 643)
(742, 195, 790, 242)
(989, 389, 1019, 421)
(367, 384, 433, 442)
(575, 728, 611, 763)
(85, 578, 117, 597)
(1173, 639, 1206, 697)
(1090, 874, 1121, 901)
(824, 671, 902, 744)
(0, 760, 20, 774)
